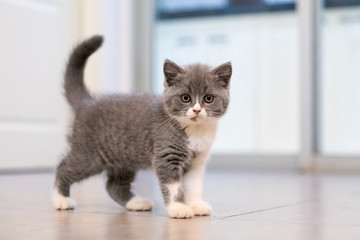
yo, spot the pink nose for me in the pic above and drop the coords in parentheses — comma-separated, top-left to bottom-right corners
(193, 109, 201, 115)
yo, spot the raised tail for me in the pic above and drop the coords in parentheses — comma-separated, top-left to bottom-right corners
(64, 35, 104, 112)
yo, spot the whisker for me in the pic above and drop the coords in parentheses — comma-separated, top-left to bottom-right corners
(208, 112, 222, 119)
(157, 117, 178, 134)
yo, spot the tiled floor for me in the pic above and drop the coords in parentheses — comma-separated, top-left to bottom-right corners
(1, 170, 360, 240)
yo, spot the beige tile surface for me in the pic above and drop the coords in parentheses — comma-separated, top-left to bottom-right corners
(0, 170, 360, 240)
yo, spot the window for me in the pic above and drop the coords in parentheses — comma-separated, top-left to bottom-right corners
(318, 1, 360, 155)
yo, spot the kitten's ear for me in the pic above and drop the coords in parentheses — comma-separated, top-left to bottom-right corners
(211, 62, 232, 89)
(163, 59, 185, 86)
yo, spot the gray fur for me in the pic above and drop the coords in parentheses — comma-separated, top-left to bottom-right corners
(54, 35, 231, 209)
(64, 35, 103, 112)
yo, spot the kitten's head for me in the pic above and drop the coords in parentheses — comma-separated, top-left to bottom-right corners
(163, 59, 231, 125)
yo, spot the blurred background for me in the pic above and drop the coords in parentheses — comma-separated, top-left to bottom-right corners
(0, 0, 359, 172)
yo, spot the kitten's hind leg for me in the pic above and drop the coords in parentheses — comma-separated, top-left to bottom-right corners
(106, 169, 153, 211)
(53, 153, 103, 210)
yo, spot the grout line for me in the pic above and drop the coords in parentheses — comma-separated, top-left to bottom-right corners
(217, 199, 318, 220)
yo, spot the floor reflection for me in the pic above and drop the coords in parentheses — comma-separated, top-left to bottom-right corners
(162, 217, 211, 240)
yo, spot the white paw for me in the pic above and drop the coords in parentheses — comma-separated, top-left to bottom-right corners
(52, 188, 76, 210)
(125, 196, 153, 211)
(190, 201, 212, 216)
(167, 202, 194, 219)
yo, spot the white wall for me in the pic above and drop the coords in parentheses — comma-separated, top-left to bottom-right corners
(77, 0, 135, 94)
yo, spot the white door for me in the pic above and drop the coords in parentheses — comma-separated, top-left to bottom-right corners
(0, 0, 77, 169)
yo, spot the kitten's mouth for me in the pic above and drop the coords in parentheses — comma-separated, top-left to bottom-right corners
(190, 115, 206, 122)
(190, 117, 198, 122)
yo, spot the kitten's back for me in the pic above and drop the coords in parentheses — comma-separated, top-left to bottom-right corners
(70, 94, 164, 169)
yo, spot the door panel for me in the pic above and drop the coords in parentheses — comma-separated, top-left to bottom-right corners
(0, 0, 76, 169)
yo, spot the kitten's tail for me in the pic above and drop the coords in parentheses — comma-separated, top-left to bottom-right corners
(64, 35, 104, 112)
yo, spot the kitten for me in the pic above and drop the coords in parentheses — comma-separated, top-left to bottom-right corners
(52, 35, 231, 218)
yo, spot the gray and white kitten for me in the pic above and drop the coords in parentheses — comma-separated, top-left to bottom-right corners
(52, 35, 231, 218)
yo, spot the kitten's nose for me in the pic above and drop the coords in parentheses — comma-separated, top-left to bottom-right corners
(193, 109, 201, 115)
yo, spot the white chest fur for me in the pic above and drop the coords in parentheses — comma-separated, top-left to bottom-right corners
(183, 120, 218, 153)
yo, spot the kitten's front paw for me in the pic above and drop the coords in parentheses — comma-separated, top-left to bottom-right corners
(167, 202, 194, 219)
(190, 201, 212, 216)
(52, 189, 76, 210)
(125, 196, 153, 211)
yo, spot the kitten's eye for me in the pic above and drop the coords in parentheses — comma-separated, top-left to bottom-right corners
(181, 94, 191, 103)
(204, 95, 214, 103)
